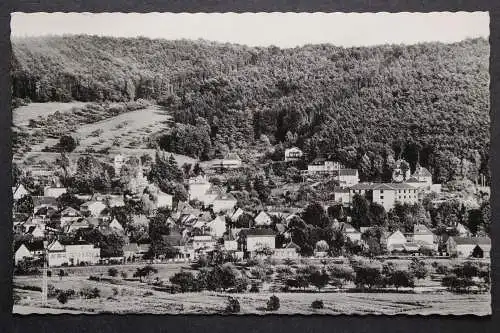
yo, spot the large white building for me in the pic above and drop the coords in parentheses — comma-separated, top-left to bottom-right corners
(47, 240, 101, 267)
(349, 182, 419, 211)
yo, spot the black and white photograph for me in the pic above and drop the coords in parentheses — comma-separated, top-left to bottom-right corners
(10, 12, 491, 315)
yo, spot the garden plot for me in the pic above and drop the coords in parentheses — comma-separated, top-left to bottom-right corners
(13, 102, 87, 127)
(72, 105, 172, 152)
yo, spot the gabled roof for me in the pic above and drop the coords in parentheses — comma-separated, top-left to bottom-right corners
(414, 224, 433, 235)
(32, 196, 58, 207)
(241, 228, 276, 237)
(284, 241, 301, 250)
(310, 157, 326, 165)
(349, 182, 417, 191)
(413, 166, 432, 177)
(123, 243, 140, 252)
(60, 207, 82, 217)
(214, 193, 236, 201)
(451, 236, 491, 245)
(225, 153, 241, 160)
(339, 169, 358, 176)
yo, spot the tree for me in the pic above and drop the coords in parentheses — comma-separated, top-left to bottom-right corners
(58, 135, 77, 152)
(266, 295, 280, 311)
(14, 194, 33, 214)
(133, 265, 158, 282)
(354, 265, 382, 289)
(108, 268, 118, 277)
(409, 258, 428, 280)
(170, 271, 198, 292)
(225, 297, 241, 313)
(388, 270, 415, 290)
(309, 269, 329, 291)
(56, 193, 84, 210)
(351, 194, 370, 229)
(302, 202, 329, 228)
(56, 292, 69, 304)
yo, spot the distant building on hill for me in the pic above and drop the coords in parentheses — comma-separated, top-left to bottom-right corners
(210, 153, 242, 171)
(284, 147, 303, 162)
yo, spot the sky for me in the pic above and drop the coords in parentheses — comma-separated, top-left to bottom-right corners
(11, 12, 489, 48)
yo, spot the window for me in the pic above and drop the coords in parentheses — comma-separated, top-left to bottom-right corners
(404, 196, 406, 199)
(380, 190, 384, 194)
(380, 196, 384, 199)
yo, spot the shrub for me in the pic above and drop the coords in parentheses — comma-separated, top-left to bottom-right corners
(354, 265, 382, 289)
(225, 297, 241, 313)
(249, 282, 260, 293)
(435, 264, 449, 275)
(56, 292, 69, 304)
(120, 271, 128, 279)
(311, 300, 324, 309)
(143, 291, 154, 297)
(170, 271, 197, 292)
(309, 270, 329, 291)
(234, 277, 249, 293)
(108, 268, 118, 277)
(80, 287, 100, 299)
(266, 295, 280, 311)
(112, 287, 119, 297)
(409, 258, 428, 280)
(388, 270, 415, 290)
(47, 270, 52, 277)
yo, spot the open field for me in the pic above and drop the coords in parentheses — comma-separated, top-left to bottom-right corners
(13, 259, 491, 315)
(13, 102, 88, 127)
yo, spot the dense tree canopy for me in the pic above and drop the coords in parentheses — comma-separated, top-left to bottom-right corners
(11, 36, 490, 181)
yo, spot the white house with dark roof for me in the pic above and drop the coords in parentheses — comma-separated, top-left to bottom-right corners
(47, 239, 101, 267)
(43, 186, 67, 198)
(205, 215, 227, 238)
(80, 200, 107, 217)
(240, 228, 276, 253)
(273, 241, 301, 258)
(446, 236, 491, 258)
(284, 147, 303, 162)
(385, 230, 407, 252)
(412, 164, 433, 186)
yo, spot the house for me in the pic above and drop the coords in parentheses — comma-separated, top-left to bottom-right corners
(123, 243, 140, 261)
(412, 224, 436, 248)
(230, 207, 245, 222)
(334, 187, 351, 205)
(205, 215, 227, 238)
(106, 195, 125, 207)
(446, 236, 491, 258)
(284, 147, 303, 162)
(108, 218, 124, 232)
(32, 196, 58, 214)
(307, 158, 344, 175)
(254, 211, 272, 226)
(456, 223, 472, 237)
(349, 182, 419, 211)
(223, 232, 238, 251)
(403, 242, 421, 253)
(65, 219, 92, 233)
(12, 184, 29, 200)
(80, 200, 107, 217)
(273, 241, 301, 259)
(188, 175, 212, 202)
(335, 169, 360, 187)
(211, 193, 237, 213)
(192, 235, 216, 251)
(386, 230, 407, 252)
(60, 207, 82, 228)
(240, 228, 276, 253)
(47, 239, 101, 267)
(211, 153, 243, 171)
(341, 223, 362, 243)
(114, 154, 126, 175)
(412, 164, 433, 187)
(14, 241, 45, 265)
(26, 225, 46, 238)
(156, 191, 173, 209)
(43, 186, 67, 198)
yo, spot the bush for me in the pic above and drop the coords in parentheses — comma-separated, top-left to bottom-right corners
(435, 264, 449, 275)
(143, 291, 154, 297)
(108, 268, 118, 277)
(56, 292, 68, 304)
(225, 297, 241, 313)
(249, 282, 260, 293)
(170, 271, 197, 292)
(311, 300, 324, 309)
(112, 287, 119, 297)
(120, 271, 128, 279)
(80, 287, 100, 299)
(266, 295, 280, 311)
(47, 270, 52, 277)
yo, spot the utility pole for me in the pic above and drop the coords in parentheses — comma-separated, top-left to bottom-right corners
(41, 240, 48, 306)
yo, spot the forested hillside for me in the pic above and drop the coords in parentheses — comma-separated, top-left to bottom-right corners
(11, 36, 490, 183)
